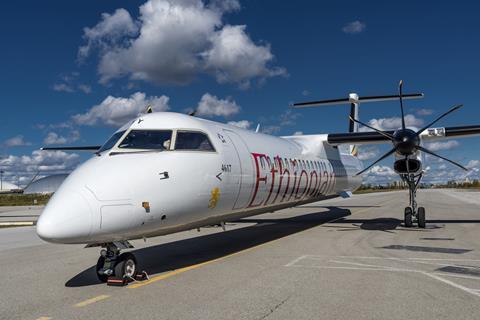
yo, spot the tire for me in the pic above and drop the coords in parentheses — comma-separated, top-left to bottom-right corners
(418, 207, 426, 228)
(114, 252, 138, 279)
(404, 207, 413, 228)
(96, 256, 109, 283)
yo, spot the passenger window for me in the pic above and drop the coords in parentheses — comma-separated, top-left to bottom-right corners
(175, 131, 215, 151)
(118, 130, 172, 150)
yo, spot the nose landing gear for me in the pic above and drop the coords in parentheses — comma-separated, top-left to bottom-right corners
(95, 241, 139, 283)
(401, 172, 426, 228)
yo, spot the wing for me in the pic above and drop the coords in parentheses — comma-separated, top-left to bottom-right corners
(40, 146, 101, 151)
(327, 125, 480, 146)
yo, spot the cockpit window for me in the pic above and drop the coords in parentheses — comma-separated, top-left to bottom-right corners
(118, 130, 172, 150)
(98, 130, 126, 153)
(175, 131, 215, 151)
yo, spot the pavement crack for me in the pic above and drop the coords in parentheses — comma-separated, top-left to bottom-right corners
(257, 295, 291, 320)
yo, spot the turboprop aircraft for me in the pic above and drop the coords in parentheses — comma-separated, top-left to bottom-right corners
(37, 81, 480, 282)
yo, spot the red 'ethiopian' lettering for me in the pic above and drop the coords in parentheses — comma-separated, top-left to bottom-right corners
(248, 153, 268, 208)
(247, 153, 337, 209)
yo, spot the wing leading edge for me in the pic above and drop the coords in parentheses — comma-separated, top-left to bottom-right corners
(41, 146, 101, 151)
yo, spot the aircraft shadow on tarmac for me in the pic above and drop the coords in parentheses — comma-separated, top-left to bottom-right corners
(323, 217, 447, 233)
(323, 217, 480, 233)
(65, 209, 480, 287)
(66, 206, 352, 287)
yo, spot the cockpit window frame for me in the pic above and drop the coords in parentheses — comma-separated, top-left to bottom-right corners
(104, 129, 174, 156)
(97, 130, 129, 154)
(104, 127, 217, 155)
(173, 129, 217, 153)
(116, 129, 174, 151)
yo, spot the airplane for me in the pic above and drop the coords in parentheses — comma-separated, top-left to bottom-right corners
(36, 81, 480, 282)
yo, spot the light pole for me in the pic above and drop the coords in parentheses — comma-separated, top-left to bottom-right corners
(0, 170, 3, 191)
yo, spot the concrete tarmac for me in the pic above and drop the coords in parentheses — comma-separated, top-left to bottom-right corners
(0, 205, 42, 223)
(1, 189, 480, 320)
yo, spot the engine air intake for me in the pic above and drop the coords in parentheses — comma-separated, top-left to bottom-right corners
(394, 159, 421, 174)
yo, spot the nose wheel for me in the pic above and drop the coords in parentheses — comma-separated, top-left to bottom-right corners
(417, 206, 426, 228)
(95, 242, 138, 283)
(404, 207, 413, 228)
(401, 172, 426, 228)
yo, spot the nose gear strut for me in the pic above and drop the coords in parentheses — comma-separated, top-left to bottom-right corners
(401, 171, 426, 228)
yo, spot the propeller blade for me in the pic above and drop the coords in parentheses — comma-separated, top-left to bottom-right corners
(417, 146, 468, 171)
(356, 147, 397, 176)
(415, 104, 463, 136)
(349, 116, 394, 140)
(399, 80, 406, 130)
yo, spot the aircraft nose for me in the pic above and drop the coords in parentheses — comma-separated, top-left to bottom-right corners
(36, 191, 93, 244)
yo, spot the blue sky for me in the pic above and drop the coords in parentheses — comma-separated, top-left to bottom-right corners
(1, 0, 479, 186)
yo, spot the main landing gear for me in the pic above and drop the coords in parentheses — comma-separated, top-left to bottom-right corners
(401, 171, 426, 228)
(95, 241, 139, 283)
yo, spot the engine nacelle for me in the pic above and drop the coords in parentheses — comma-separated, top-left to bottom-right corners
(394, 158, 422, 174)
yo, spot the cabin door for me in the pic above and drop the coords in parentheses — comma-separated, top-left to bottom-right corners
(223, 130, 254, 210)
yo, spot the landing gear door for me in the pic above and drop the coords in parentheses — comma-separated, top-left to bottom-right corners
(223, 130, 254, 210)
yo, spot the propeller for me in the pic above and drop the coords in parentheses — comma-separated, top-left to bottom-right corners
(399, 80, 406, 130)
(357, 80, 468, 175)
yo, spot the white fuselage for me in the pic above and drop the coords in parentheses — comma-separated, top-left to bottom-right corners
(36, 112, 362, 244)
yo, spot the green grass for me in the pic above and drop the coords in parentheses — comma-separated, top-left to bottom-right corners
(0, 194, 52, 206)
(353, 188, 405, 195)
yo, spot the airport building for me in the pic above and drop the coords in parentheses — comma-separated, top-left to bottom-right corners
(0, 181, 19, 192)
(24, 174, 68, 194)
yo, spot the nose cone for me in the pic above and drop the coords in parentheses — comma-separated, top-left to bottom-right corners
(37, 191, 93, 244)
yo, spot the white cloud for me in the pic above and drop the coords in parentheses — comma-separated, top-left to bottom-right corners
(70, 130, 80, 142)
(43, 132, 67, 145)
(78, 8, 139, 60)
(279, 110, 301, 126)
(466, 160, 480, 169)
(416, 108, 433, 116)
(53, 83, 74, 93)
(196, 93, 240, 117)
(209, 0, 240, 12)
(369, 165, 396, 176)
(3, 135, 31, 147)
(80, 0, 285, 87)
(342, 21, 366, 34)
(301, 90, 310, 96)
(227, 120, 251, 129)
(293, 131, 303, 136)
(78, 84, 92, 94)
(357, 146, 380, 161)
(0, 150, 80, 183)
(261, 125, 281, 135)
(43, 130, 80, 145)
(52, 72, 92, 94)
(424, 140, 459, 151)
(73, 91, 169, 126)
(362, 165, 397, 185)
(203, 25, 286, 88)
(359, 114, 424, 132)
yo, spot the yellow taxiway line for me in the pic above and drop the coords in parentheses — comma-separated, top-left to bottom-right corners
(74, 294, 110, 307)
(0, 221, 35, 227)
